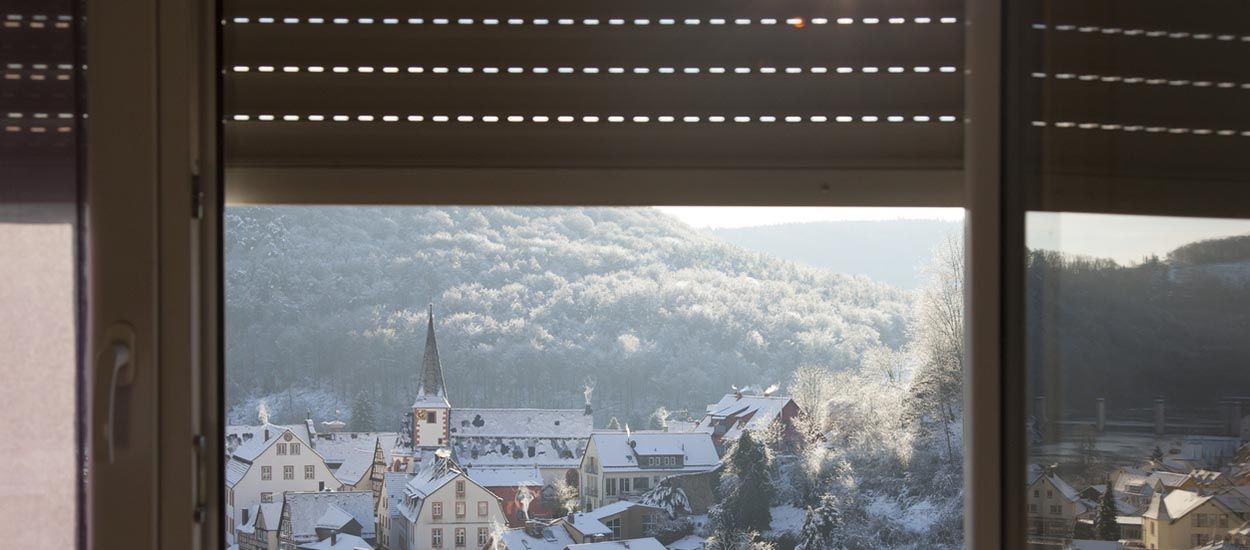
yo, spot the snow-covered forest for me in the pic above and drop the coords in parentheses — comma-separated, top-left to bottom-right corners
(225, 207, 917, 427)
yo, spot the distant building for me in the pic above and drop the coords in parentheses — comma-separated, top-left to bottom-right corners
(565, 538, 666, 550)
(237, 502, 283, 550)
(566, 501, 665, 543)
(695, 393, 800, 453)
(579, 431, 719, 511)
(312, 433, 398, 507)
(279, 490, 377, 549)
(226, 427, 340, 545)
(1025, 466, 1087, 547)
(461, 465, 548, 526)
(377, 471, 413, 550)
(1141, 487, 1250, 549)
(393, 453, 508, 550)
(394, 305, 594, 519)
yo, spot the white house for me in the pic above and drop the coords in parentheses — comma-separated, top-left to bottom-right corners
(225, 426, 341, 543)
(579, 431, 719, 511)
(394, 453, 508, 550)
(378, 471, 414, 550)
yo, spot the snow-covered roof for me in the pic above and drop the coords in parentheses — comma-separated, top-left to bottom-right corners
(284, 491, 376, 542)
(256, 502, 283, 531)
(399, 457, 499, 522)
(227, 422, 313, 456)
(588, 431, 719, 473)
(314, 432, 398, 464)
(452, 434, 587, 469)
(226, 456, 251, 488)
(463, 466, 544, 488)
(451, 408, 593, 439)
(383, 472, 413, 519)
(1025, 466, 1079, 503)
(698, 394, 794, 442)
(665, 535, 706, 550)
(1142, 489, 1229, 522)
(565, 538, 666, 550)
(295, 533, 373, 550)
(567, 501, 662, 538)
(316, 504, 357, 531)
(498, 521, 576, 550)
(567, 514, 611, 537)
(1116, 515, 1142, 525)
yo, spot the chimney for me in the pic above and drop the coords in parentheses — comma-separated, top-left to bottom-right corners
(264, 428, 270, 441)
(331, 531, 337, 545)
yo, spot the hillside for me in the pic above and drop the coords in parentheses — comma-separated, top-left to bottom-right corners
(712, 219, 961, 289)
(225, 207, 916, 429)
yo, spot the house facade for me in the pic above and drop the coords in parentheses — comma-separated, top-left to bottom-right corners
(696, 393, 801, 453)
(1142, 489, 1250, 549)
(579, 431, 719, 511)
(394, 455, 508, 550)
(1025, 468, 1086, 546)
(226, 427, 341, 544)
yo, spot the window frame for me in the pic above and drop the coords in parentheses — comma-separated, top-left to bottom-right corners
(82, 0, 1250, 548)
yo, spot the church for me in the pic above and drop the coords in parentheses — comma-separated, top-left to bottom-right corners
(393, 305, 594, 525)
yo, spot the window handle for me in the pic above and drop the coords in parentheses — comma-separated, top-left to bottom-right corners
(95, 323, 136, 465)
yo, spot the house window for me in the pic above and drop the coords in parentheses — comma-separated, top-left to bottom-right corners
(1046, 490, 1052, 498)
(455, 501, 466, 518)
(1029, 504, 1037, 513)
(478, 501, 488, 517)
(1220, 514, 1230, 528)
(304, 465, 315, 480)
(642, 513, 656, 534)
(619, 478, 630, 493)
(456, 480, 466, 497)
(432, 502, 443, 519)
(230, 489, 234, 506)
(261, 466, 272, 480)
(276, 443, 287, 455)
(1049, 505, 1060, 514)
(290, 442, 300, 455)
(426, 411, 437, 423)
(478, 527, 489, 546)
(284, 465, 294, 480)
(605, 478, 616, 496)
(1033, 490, 1039, 498)
(432, 528, 443, 548)
(261, 492, 273, 504)
(455, 527, 466, 548)
(606, 518, 622, 540)
(634, 477, 650, 491)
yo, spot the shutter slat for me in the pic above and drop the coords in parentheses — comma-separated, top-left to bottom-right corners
(225, 0, 963, 21)
(227, 72, 962, 116)
(1041, 78, 1250, 129)
(226, 23, 962, 68)
(226, 122, 961, 169)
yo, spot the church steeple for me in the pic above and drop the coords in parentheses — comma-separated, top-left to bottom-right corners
(416, 304, 448, 401)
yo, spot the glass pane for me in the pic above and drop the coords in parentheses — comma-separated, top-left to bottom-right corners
(1026, 212, 1250, 549)
(223, 206, 967, 549)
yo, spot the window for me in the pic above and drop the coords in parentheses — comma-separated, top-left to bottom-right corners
(290, 442, 300, 455)
(456, 480, 465, 498)
(427, 411, 437, 423)
(619, 478, 630, 494)
(1028, 504, 1037, 513)
(642, 513, 656, 534)
(455, 527, 466, 548)
(478, 527, 489, 546)
(230, 489, 234, 506)
(261, 492, 273, 504)
(1048, 505, 1060, 515)
(606, 518, 622, 540)
(1032, 490, 1039, 498)
(432, 528, 443, 548)
(1220, 514, 1230, 528)
(1046, 490, 1052, 498)
(477, 501, 488, 517)
(605, 478, 616, 496)
(261, 466, 272, 480)
(455, 501, 466, 518)
(432, 502, 443, 519)
(283, 465, 294, 480)
(276, 443, 287, 455)
(304, 465, 315, 480)
(634, 477, 650, 491)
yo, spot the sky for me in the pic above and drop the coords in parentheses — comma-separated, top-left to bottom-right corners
(655, 207, 1250, 265)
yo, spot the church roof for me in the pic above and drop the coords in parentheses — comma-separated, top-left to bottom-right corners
(414, 305, 450, 408)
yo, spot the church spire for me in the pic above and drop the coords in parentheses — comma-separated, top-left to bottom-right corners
(416, 304, 448, 401)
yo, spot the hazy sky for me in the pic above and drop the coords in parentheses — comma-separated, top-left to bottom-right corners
(655, 207, 965, 228)
(655, 207, 1250, 265)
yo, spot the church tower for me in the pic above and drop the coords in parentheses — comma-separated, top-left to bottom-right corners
(412, 304, 451, 449)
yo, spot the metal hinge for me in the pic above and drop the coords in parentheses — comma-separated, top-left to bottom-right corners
(191, 174, 204, 220)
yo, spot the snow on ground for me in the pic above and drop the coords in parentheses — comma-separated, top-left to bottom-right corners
(228, 387, 346, 426)
(765, 505, 806, 536)
(866, 495, 940, 533)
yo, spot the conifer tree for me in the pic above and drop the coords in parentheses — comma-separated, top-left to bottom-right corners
(350, 391, 376, 431)
(1150, 445, 1164, 463)
(1093, 476, 1121, 541)
(717, 430, 773, 533)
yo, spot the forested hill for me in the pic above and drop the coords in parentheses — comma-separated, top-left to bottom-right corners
(226, 207, 915, 429)
(1026, 235, 1250, 414)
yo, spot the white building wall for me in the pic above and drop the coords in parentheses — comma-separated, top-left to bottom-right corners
(230, 436, 340, 538)
(413, 406, 450, 448)
(405, 475, 507, 550)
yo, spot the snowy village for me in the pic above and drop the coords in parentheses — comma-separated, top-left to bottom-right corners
(223, 305, 1250, 550)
